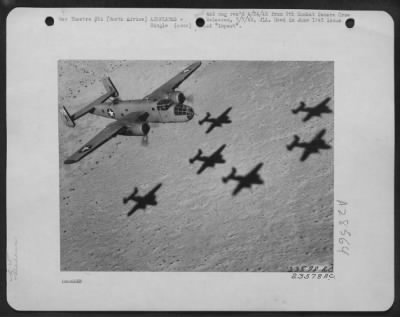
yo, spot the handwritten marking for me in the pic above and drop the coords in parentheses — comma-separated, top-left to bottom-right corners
(62, 279, 82, 284)
(337, 200, 351, 256)
(7, 239, 18, 282)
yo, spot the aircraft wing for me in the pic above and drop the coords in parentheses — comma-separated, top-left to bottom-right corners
(64, 112, 148, 164)
(120, 111, 149, 124)
(303, 113, 313, 122)
(144, 61, 201, 100)
(215, 144, 226, 155)
(197, 164, 208, 174)
(312, 129, 327, 142)
(147, 184, 162, 197)
(219, 107, 232, 119)
(205, 124, 216, 134)
(232, 183, 244, 196)
(300, 149, 312, 162)
(248, 163, 264, 184)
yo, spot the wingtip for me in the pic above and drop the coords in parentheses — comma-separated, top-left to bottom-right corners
(64, 159, 76, 164)
(193, 61, 202, 68)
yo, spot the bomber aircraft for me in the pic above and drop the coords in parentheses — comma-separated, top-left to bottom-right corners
(198, 107, 232, 134)
(286, 129, 332, 161)
(222, 163, 264, 196)
(189, 144, 226, 174)
(291, 97, 332, 122)
(123, 183, 162, 216)
(60, 61, 202, 164)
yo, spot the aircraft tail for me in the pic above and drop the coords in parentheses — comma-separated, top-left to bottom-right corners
(222, 167, 236, 183)
(292, 102, 306, 114)
(60, 78, 118, 128)
(198, 112, 211, 125)
(123, 187, 138, 204)
(102, 77, 119, 98)
(60, 106, 76, 127)
(189, 149, 202, 164)
(286, 135, 300, 151)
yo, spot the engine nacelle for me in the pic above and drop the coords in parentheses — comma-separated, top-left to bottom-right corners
(120, 123, 150, 136)
(168, 91, 185, 104)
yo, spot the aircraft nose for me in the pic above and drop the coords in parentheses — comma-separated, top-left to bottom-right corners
(187, 106, 194, 120)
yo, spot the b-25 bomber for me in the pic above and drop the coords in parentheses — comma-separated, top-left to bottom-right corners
(291, 97, 332, 122)
(60, 61, 201, 164)
(286, 129, 331, 161)
(222, 163, 264, 196)
(198, 107, 232, 134)
(189, 144, 227, 174)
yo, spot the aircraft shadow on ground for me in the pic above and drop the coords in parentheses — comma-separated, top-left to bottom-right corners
(222, 163, 264, 196)
(123, 183, 162, 216)
(189, 144, 227, 174)
(198, 107, 233, 134)
(286, 129, 332, 162)
(291, 97, 332, 122)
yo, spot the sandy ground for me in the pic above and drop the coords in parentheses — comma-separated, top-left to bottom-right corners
(59, 60, 333, 271)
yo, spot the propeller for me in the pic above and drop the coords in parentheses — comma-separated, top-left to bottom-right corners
(141, 135, 149, 147)
(185, 94, 194, 103)
(184, 94, 199, 117)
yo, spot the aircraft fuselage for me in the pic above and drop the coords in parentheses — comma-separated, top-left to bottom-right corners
(91, 99, 194, 123)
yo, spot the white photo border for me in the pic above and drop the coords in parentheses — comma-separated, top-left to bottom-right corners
(6, 8, 394, 311)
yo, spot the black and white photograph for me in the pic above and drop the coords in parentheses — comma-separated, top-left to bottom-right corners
(7, 7, 394, 311)
(59, 60, 334, 272)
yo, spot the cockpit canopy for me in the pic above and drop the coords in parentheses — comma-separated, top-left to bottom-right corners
(156, 99, 194, 119)
(156, 99, 174, 110)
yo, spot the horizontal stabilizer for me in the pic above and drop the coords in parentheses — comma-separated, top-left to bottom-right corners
(60, 82, 118, 127)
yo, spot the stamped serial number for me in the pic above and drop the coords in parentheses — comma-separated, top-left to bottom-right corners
(291, 273, 335, 280)
(287, 265, 333, 272)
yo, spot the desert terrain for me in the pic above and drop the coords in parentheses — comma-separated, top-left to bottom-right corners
(59, 60, 333, 271)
